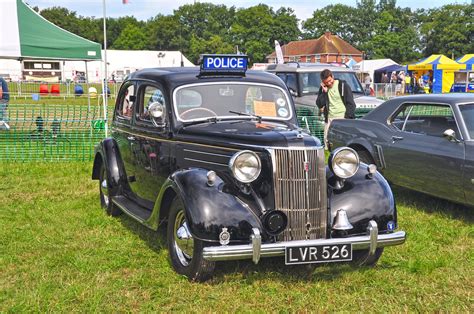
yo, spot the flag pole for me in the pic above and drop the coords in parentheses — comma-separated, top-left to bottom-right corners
(102, 0, 108, 137)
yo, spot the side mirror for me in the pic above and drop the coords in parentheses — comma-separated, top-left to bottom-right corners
(148, 102, 166, 127)
(443, 129, 460, 143)
(288, 88, 297, 97)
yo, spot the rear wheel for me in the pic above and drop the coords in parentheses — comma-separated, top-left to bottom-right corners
(99, 162, 122, 216)
(351, 248, 384, 266)
(167, 196, 215, 281)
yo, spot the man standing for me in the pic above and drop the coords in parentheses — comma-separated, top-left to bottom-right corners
(316, 69, 356, 149)
(0, 76, 10, 130)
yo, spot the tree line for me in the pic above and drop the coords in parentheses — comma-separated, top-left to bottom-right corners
(34, 0, 473, 64)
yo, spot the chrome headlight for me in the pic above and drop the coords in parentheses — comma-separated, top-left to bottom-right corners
(329, 147, 359, 179)
(229, 150, 261, 183)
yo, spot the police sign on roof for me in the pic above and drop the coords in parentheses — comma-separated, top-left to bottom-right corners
(200, 55, 248, 75)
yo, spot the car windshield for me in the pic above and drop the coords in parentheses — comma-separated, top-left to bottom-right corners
(174, 82, 293, 122)
(459, 103, 474, 139)
(300, 71, 364, 94)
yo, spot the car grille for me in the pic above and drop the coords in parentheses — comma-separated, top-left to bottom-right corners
(269, 147, 327, 241)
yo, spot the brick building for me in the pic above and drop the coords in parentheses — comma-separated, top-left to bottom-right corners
(267, 32, 363, 64)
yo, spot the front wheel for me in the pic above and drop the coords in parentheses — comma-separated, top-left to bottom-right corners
(99, 162, 122, 216)
(351, 248, 384, 266)
(167, 196, 215, 281)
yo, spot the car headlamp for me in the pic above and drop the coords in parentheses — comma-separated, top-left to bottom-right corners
(229, 150, 261, 183)
(329, 147, 359, 179)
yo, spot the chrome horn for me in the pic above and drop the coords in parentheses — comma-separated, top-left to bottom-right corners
(332, 209, 353, 230)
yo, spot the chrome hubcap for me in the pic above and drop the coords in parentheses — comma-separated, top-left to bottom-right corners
(174, 210, 194, 266)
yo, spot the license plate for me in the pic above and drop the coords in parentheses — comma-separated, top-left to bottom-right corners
(285, 244, 352, 265)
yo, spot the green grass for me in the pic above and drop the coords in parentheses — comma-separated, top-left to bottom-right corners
(1, 163, 473, 311)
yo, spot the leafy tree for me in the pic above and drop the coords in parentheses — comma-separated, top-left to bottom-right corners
(189, 35, 234, 61)
(112, 24, 148, 50)
(40, 7, 82, 35)
(231, 4, 300, 63)
(369, 9, 421, 62)
(419, 4, 474, 57)
(302, 4, 357, 42)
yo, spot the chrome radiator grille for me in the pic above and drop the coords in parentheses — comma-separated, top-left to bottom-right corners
(269, 148, 327, 241)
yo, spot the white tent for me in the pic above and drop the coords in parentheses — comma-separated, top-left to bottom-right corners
(353, 59, 399, 84)
(0, 50, 194, 83)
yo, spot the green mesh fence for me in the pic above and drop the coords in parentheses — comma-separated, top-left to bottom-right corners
(0, 103, 112, 162)
(295, 107, 374, 144)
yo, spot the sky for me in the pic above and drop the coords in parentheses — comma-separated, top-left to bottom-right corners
(26, 0, 464, 21)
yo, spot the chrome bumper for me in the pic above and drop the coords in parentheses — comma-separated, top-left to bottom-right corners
(203, 220, 406, 263)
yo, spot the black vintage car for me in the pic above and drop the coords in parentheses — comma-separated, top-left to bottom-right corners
(329, 93, 474, 206)
(92, 55, 405, 281)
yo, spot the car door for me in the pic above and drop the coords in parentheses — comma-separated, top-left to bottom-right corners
(457, 103, 474, 205)
(131, 82, 172, 207)
(382, 102, 465, 203)
(113, 81, 138, 200)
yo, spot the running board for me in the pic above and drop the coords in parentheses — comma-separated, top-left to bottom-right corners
(112, 195, 152, 223)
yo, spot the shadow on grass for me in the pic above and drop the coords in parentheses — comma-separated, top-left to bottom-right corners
(392, 185, 474, 223)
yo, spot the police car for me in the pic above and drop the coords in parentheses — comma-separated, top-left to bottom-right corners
(92, 55, 405, 281)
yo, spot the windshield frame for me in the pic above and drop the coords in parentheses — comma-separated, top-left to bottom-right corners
(172, 81, 294, 123)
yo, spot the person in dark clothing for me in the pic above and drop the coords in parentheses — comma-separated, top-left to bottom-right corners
(315, 69, 356, 148)
(0, 76, 10, 130)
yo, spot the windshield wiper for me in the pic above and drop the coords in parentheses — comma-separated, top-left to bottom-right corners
(229, 111, 262, 123)
(182, 116, 218, 127)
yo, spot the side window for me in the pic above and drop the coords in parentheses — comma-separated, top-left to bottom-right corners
(138, 85, 165, 122)
(117, 83, 135, 120)
(392, 104, 456, 137)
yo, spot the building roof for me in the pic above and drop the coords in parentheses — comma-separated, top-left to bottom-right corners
(267, 32, 362, 58)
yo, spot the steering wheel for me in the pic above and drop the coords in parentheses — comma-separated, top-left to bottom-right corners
(180, 107, 217, 119)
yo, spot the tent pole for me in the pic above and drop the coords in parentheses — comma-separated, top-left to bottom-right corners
(102, 0, 108, 138)
(85, 61, 90, 112)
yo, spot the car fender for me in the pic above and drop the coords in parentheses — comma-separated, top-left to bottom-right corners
(167, 168, 263, 243)
(327, 165, 396, 236)
(91, 138, 128, 193)
(346, 138, 377, 159)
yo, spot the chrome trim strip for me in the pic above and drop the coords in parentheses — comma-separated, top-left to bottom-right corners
(202, 231, 406, 262)
(173, 82, 294, 122)
(374, 144, 387, 169)
(368, 220, 378, 255)
(184, 157, 228, 167)
(113, 127, 240, 152)
(183, 149, 231, 158)
(251, 228, 261, 264)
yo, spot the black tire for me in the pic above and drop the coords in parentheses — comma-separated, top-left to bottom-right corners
(99, 162, 122, 216)
(167, 196, 215, 282)
(351, 248, 384, 266)
(357, 149, 375, 165)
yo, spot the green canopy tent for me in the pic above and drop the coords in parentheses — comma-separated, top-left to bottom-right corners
(0, 0, 101, 61)
(0, 0, 108, 137)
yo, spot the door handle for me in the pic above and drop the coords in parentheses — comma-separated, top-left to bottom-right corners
(127, 136, 135, 141)
(392, 136, 404, 141)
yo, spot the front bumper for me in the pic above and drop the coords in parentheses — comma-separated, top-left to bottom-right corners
(203, 220, 406, 263)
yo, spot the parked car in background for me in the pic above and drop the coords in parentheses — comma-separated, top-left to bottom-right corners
(91, 55, 405, 281)
(329, 94, 474, 206)
(266, 63, 383, 116)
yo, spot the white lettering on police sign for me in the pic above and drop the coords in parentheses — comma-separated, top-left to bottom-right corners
(205, 57, 245, 69)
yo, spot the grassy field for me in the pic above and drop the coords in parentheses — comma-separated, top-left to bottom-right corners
(0, 162, 473, 312)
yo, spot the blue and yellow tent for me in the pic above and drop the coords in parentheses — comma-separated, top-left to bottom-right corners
(408, 54, 465, 93)
(456, 54, 474, 70)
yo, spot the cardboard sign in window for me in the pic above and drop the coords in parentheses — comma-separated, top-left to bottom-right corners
(254, 101, 277, 117)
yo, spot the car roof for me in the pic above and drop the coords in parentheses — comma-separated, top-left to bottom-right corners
(364, 93, 474, 121)
(266, 63, 355, 73)
(126, 66, 288, 89)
